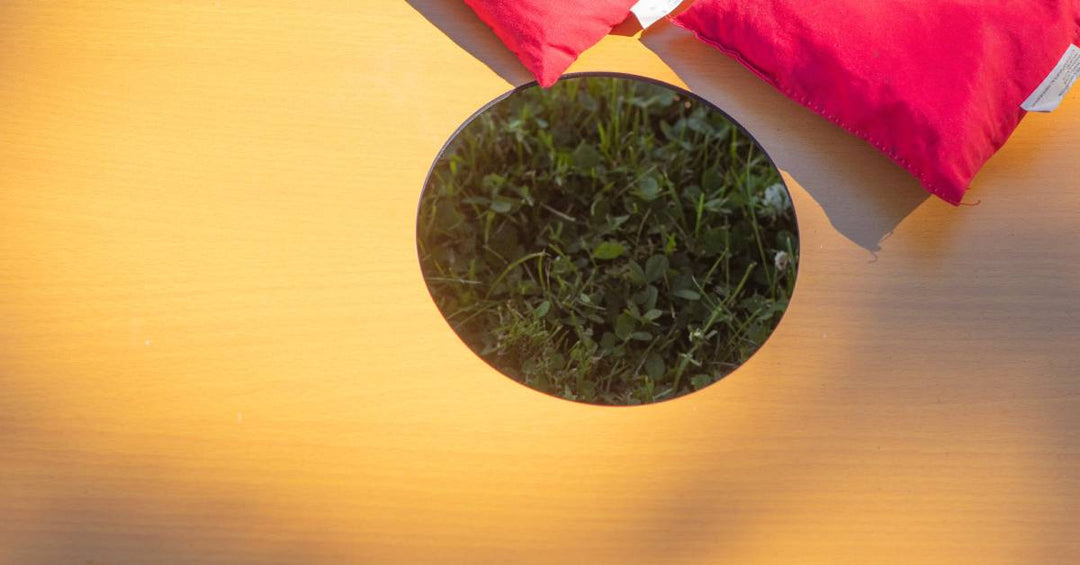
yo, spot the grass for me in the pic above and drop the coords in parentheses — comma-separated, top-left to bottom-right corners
(417, 75, 798, 405)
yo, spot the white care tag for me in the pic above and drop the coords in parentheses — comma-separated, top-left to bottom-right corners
(1022, 44, 1080, 112)
(630, 0, 682, 29)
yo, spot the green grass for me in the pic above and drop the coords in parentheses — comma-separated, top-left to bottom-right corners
(417, 76, 798, 405)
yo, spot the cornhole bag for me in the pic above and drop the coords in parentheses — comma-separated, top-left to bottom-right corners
(673, 0, 1080, 204)
(465, 0, 639, 87)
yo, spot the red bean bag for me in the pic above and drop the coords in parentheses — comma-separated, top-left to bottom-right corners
(465, 0, 639, 87)
(674, 0, 1080, 204)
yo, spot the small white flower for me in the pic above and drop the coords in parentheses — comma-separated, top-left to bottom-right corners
(763, 182, 791, 217)
(774, 250, 791, 271)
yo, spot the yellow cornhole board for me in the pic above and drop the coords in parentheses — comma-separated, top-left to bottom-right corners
(2, 2, 1078, 563)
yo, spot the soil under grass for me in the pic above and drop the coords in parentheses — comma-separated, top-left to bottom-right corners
(417, 75, 798, 405)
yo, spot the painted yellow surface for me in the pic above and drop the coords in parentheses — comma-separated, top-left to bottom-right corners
(2, 2, 1079, 563)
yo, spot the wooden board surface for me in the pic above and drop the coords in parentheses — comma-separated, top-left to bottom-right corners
(2, 2, 1079, 563)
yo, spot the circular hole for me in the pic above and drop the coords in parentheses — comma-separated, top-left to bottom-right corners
(417, 74, 799, 406)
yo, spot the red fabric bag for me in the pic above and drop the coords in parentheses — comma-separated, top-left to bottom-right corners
(465, 0, 638, 87)
(674, 0, 1080, 204)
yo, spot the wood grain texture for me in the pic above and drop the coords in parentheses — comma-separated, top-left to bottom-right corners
(1, 2, 1078, 563)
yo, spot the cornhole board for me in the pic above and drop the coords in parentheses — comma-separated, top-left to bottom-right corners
(2, 2, 1078, 563)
